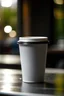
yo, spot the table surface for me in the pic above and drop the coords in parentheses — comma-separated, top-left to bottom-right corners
(0, 68, 64, 96)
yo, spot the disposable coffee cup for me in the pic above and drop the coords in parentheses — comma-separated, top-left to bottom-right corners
(18, 37, 48, 83)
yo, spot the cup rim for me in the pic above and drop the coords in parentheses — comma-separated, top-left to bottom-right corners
(18, 36, 48, 43)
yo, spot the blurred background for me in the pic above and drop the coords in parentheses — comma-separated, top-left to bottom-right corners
(0, 0, 64, 68)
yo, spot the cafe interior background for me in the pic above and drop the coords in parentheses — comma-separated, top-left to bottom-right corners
(0, 0, 64, 95)
(0, 0, 64, 69)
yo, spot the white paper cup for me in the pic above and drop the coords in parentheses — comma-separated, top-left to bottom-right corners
(18, 37, 48, 83)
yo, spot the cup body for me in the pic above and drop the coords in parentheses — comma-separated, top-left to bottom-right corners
(18, 37, 48, 83)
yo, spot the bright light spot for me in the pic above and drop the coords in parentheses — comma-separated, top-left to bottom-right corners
(54, 0, 63, 5)
(4, 25, 12, 33)
(19, 78, 22, 80)
(9, 30, 17, 38)
(2, 69, 13, 74)
(2, 55, 20, 64)
(3, 74, 13, 83)
(1, 84, 12, 92)
(1, 0, 12, 7)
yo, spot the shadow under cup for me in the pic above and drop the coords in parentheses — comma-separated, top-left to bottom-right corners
(18, 37, 48, 83)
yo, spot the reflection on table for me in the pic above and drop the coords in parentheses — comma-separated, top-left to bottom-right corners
(0, 68, 64, 95)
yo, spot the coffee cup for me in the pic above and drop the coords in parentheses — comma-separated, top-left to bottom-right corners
(18, 37, 48, 83)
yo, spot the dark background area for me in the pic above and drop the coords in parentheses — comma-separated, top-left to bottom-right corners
(18, 0, 54, 46)
(0, 0, 64, 69)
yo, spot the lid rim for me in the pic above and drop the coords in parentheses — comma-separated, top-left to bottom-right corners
(19, 37, 48, 43)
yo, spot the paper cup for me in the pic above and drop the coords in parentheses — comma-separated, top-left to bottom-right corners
(18, 37, 48, 83)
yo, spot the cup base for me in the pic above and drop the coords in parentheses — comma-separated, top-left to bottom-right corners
(23, 80, 44, 84)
